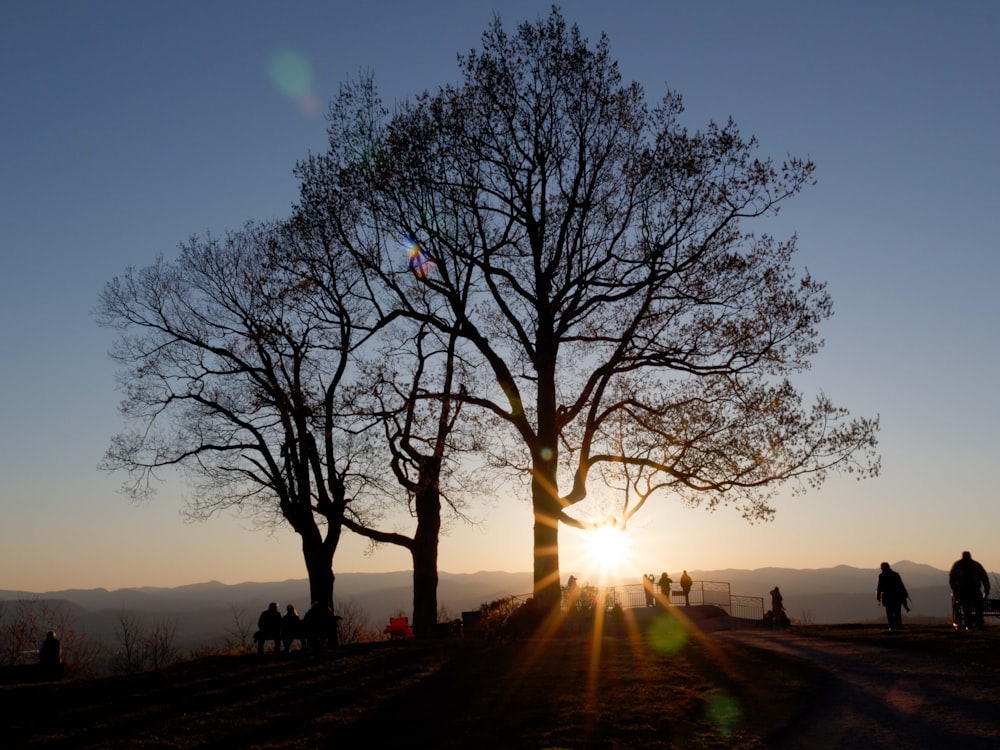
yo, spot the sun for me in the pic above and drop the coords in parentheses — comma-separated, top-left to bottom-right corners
(584, 526, 630, 577)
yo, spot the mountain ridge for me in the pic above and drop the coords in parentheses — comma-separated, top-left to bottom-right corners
(3, 563, 991, 650)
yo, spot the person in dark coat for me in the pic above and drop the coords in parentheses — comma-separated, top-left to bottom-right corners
(950, 551, 991, 629)
(37, 630, 64, 679)
(769, 586, 789, 626)
(303, 601, 341, 648)
(256, 602, 282, 655)
(281, 604, 301, 652)
(680, 570, 693, 607)
(876, 562, 910, 630)
(657, 572, 672, 606)
(38, 631, 61, 666)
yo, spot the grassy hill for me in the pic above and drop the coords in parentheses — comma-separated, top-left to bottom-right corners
(3, 610, 819, 749)
(5, 610, 1000, 749)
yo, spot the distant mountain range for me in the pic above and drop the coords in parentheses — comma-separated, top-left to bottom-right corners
(3, 562, 988, 652)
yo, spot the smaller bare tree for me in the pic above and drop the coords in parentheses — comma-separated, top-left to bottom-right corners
(223, 605, 257, 654)
(146, 617, 179, 670)
(334, 598, 377, 644)
(111, 609, 148, 675)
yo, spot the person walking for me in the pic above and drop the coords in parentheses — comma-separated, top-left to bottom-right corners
(876, 562, 910, 631)
(949, 551, 991, 629)
(680, 570, 693, 607)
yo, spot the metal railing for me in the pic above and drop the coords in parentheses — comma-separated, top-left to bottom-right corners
(560, 580, 764, 621)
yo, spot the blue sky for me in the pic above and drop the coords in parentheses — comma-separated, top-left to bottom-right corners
(2, 1, 998, 592)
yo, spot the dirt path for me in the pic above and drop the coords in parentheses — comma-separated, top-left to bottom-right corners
(716, 629, 1000, 749)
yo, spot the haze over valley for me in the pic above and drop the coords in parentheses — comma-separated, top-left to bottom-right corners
(2, 561, 977, 654)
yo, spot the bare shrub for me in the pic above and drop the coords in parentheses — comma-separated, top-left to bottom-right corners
(222, 605, 256, 654)
(184, 643, 225, 660)
(110, 609, 148, 674)
(478, 596, 521, 641)
(146, 617, 179, 669)
(109, 610, 179, 674)
(335, 598, 378, 645)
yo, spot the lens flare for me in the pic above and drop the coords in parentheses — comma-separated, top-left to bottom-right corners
(267, 49, 319, 115)
(704, 689, 743, 736)
(645, 610, 690, 654)
(403, 236, 435, 278)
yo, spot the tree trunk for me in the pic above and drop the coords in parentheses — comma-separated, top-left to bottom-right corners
(301, 534, 335, 612)
(532, 469, 562, 615)
(533, 342, 562, 616)
(411, 542, 439, 640)
(411, 473, 442, 640)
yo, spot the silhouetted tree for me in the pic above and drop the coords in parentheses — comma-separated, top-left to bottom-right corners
(286, 191, 485, 639)
(339, 321, 484, 639)
(98, 220, 376, 611)
(297, 9, 880, 615)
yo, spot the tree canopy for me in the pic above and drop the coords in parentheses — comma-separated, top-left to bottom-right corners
(296, 8, 879, 612)
(102, 8, 879, 622)
(97, 221, 377, 609)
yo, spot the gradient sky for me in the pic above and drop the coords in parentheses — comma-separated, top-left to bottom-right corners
(2, 1, 998, 593)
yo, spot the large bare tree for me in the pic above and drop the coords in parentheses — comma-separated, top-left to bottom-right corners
(98, 220, 374, 610)
(299, 9, 880, 615)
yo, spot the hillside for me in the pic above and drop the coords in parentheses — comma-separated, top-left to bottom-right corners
(4, 621, 999, 748)
(0, 615, 821, 748)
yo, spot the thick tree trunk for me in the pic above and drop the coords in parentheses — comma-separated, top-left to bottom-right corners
(301, 534, 335, 612)
(532, 470, 562, 615)
(411, 474, 442, 640)
(533, 345, 562, 616)
(411, 541, 439, 640)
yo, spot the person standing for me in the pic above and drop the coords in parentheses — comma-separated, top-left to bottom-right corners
(642, 574, 655, 607)
(949, 551, 991, 629)
(769, 586, 788, 626)
(657, 572, 673, 606)
(680, 570, 693, 607)
(876, 562, 910, 631)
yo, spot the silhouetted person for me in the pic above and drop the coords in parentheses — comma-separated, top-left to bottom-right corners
(281, 604, 301, 652)
(680, 570, 693, 607)
(876, 562, 910, 631)
(950, 550, 991, 629)
(256, 602, 282, 655)
(769, 586, 789, 626)
(38, 631, 61, 667)
(642, 573, 655, 607)
(303, 601, 340, 648)
(657, 572, 672, 606)
(563, 575, 578, 609)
